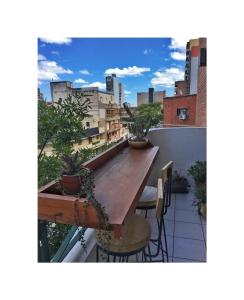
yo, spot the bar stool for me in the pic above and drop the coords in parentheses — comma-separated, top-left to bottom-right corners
(95, 214, 151, 262)
(136, 161, 173, 218)
(94, 178, 165, 262)
(146, 161, 173, 262)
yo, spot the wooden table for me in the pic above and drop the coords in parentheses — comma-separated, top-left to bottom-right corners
(38, 140, 159, 238)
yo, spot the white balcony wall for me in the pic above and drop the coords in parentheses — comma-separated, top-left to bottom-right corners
(147, 127, 206, 185)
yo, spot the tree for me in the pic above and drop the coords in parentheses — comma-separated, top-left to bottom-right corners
(38, 94, 91, 158)
(136, 103, 163, 127)
(38, 94, 91, 260)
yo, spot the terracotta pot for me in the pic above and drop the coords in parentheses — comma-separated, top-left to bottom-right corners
(128, 138, 149, 149)
(60, 174, 81, 195)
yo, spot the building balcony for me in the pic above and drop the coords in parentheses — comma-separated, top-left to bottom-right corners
(38, 127, 206, 263)
(105, 115, 120, 121)
(107, 125, 121, 133)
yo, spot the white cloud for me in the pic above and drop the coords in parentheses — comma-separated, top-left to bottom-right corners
(38, 54, 46, 61)
(169, 38, 188, 61)
(38, 60, 73, 81)
(39, 38, 72, 45)
(105, 66, 150, 77)
(169, 38, 188, 51)
(125, 90, 131, 95)
(151, 68, 184, 87)
(82, 82, 106, 90)
(51, 51, 59, 55)
(74, 78, 88, 84)
(79, 69, 91, 75)
(170, 51, 186, 61)
(143, 49, 152, 55)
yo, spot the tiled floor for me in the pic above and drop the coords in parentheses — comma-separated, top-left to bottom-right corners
(86, 192, 207, 263)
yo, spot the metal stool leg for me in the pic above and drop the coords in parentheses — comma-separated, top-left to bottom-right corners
(143, 249, 148, 262)
(96, 246, 99, 262)
(147, 243, 152, 262)
(162, 218, 169, 262)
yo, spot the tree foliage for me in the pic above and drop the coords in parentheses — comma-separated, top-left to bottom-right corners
(38, 94, 92, 259)
(136, 103, 163, 127)
(38, 94, 91, 157)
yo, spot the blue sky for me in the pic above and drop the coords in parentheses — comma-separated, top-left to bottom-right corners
(38, 37, 188, 106)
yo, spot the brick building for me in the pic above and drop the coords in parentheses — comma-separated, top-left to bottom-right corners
(164, 37, 206, 127)
(163, 95, 196, 127)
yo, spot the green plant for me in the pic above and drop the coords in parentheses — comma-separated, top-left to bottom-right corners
(188, 161, 207, 217)
(172, 170, 189, 184)
(136, 103, 162, 127)
(195, 183, 206, 204)
(59, 151, 111, 250)
(60, 151, 84, 175)
(38, 93, 91, 158)
(187, 161, 206, 184)
(123, 102, 151, 141)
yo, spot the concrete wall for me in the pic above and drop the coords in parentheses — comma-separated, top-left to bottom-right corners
(147, 127, 206, 186)
(50, 81, 72, 102)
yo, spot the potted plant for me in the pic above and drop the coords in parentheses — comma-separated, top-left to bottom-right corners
(123, 102, 151, 149)
(59, 151, 111, 240)
(194, 183, 206, 218)
(188, 161, 207, 218)
(60, 151, 93, 196)
(171, 170, 189, 193)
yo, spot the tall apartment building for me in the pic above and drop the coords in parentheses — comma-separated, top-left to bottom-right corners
(45, 81, 125, 155)
(105, 74, 124, 107)
(137, 88, 165, 106)
(118, 82, 124, 108)
(164, 37, 207, 127)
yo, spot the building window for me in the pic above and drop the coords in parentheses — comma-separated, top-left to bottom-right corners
(200, 48, 207, 66)
(86, 122, 90, 128)
(177, 108, 188, 120)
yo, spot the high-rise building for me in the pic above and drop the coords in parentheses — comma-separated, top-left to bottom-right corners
(106, 74, 124, 107)
(118, 83, 124, 107)
(175, 38, 207, 97)
(137, 88, 165, 106)
(164, 37, 207, 127)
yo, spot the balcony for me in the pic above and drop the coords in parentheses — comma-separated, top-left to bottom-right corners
(107, 124, 121, 133)
(105, 114, 120, 121)
(38, 127, 206, 263)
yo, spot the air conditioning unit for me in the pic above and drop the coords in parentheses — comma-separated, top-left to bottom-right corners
(179, 113, 187, 120)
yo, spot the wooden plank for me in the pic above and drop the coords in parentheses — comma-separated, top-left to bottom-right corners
(93, 145, 159, 226)
(83, 139, 128, 170)
(38, 143, 159, 237)
(38, 193, 105, 228)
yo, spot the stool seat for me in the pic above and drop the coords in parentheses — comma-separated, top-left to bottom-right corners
(136, 185, 157, 209)
(95, 214, 151, 254)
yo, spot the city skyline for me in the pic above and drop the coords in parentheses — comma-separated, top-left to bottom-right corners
(38, 37, 190, 106)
